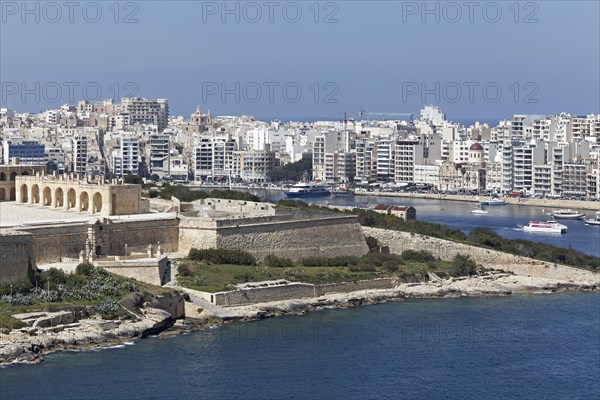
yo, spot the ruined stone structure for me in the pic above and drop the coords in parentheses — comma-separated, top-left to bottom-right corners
(14, 174, 145, 216)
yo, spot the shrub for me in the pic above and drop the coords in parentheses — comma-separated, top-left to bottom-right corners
(365, 236, 380, 249)
(401, 250, 436, 263)
(382, 260, 399, 272)
(264, 255, 294, 268)
(453, 254, 478, 276)
(360, 252, 403, 268)
(178, 263, 193, 276)
(46, 268, 67, 285)
(189, 248, 256, 265)
(349, 263, 377, 272)
(300, 256, 360, 267)
(76, 261, 95, 276)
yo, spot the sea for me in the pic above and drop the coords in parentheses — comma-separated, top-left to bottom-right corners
(1, 193, 598, 398)
(1, 293, 599, 400)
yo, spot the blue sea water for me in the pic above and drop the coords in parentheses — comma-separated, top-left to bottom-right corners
(1, 293, 599, 400)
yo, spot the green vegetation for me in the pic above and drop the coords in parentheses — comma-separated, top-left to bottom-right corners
(188, 248, 256, 266)
(0, 262, 175, 332)
(157, 184, 263, 203)
(277, 199, 600, 271)
(466, 227, 600, 271)
(178, 250, 466, 293)
(123, 173, 144, 185)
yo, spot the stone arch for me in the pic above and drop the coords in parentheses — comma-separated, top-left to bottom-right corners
(31, 184, 40, 204)
(55, 187, 64, 207)
(67, 188, 76, 209)
(9, 187, 16, 201)
(22, 171, 29, 175)
(20, 184, 28, 202)
(92, 192, 103, 214)
(10, 172, 17, 181)
(80, 191, 89, 212)
(0, 172, 5, 181)
(43, 186, 52, 206)
(0, 188, 5, 200)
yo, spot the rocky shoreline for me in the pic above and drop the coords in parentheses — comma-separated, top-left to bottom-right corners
(1, 272, 597, 366)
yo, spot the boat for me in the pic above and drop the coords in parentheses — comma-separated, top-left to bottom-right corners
(480, 197, 507, 206)
(284, 181, 331, 197)
(584, 211, 600, 226)
(551, 209, 585, 220)
(522, 220, 568, 233)
(333, 190, 354, 197)
(470, 204, 489, 214)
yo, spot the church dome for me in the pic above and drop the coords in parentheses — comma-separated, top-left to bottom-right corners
(469, 143, 484, 151)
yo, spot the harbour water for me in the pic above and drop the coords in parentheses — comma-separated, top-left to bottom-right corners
(257, 190, 600, 257)
(1, 292, 599, 399)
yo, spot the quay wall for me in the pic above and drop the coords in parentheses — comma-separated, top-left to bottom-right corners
(356, 192, 600, 211)
(362, 227, 600, 284)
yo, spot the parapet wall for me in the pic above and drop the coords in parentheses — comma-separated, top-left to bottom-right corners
(216, 215, 369, 261)
(213, 278, 396, 306)
(0, 230, 35, 283)
(362, 227, 600, 284)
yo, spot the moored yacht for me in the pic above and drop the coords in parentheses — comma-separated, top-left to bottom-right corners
(551, 209, 585, 220)
(584, 211, 600, 226)
(284, 181, 331, 197)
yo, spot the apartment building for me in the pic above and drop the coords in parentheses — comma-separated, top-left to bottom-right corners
(2, 138, 45, 165)
(232, 148, 274, 182)
(193, 135, 236, 181)
(149, 134, 170, 178)
(121, 97, 169, 131)
(394, 140, 422, 183)
(72, 135, 88, 174)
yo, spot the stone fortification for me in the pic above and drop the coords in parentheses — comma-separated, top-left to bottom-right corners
(212, 278, 396, 306)
(362, 227, 600, 284)
(179, 210, 370, 261)
(0, 230, 35, 284)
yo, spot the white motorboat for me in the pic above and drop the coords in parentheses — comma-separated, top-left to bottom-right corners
(480, 197, 507, 206)
(284, 181, 331, 197)
(584, 211, 600, 226)
(470, 204, 488, 214)
(522, 220, 568, 233)
(551, 209, 585, 219)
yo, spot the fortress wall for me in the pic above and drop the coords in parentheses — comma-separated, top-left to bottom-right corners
(362, 227, 600, 284)
(98, 257, 170, 287)
(214, 283, 317, 306)
(18, 224, 88, 263)
(0, 230, 35, 283)
(100, 218, 179, 255)
(216, 215, 370, 261)
(178, 219, 218, 254)
(213, 278, 397, 306)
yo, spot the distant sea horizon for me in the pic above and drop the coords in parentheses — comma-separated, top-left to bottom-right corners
(254, 116, 502, 127)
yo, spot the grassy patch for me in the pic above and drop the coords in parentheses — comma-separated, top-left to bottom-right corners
(177, 254, 458, 293)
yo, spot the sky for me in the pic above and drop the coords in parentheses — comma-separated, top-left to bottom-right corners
(1, 0, 599, 122)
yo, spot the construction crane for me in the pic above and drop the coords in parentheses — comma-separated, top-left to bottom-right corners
(359, 110, 415, 121)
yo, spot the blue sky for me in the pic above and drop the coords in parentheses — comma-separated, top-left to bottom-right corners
(1, 0, 599, 121)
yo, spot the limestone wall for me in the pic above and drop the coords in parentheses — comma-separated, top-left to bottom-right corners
(362, 227, 600, 284)
(178, 218, 218, 253)
(17, 224, 88, 263)
(212, 278, 396, 306)
(0, 230, 35, 283)
(97, 218, 179, 256)
(99, 257, 170, 286)
(216, 215, 369, 261)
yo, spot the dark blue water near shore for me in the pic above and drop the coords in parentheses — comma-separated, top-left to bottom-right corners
(2, 293, 599, 400)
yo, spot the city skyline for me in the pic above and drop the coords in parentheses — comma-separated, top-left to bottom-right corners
(1, 1, 599, 119)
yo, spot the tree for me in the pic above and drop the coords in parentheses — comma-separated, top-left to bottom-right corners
(453, 254, 478, 276)
(123, 173, 143, 185)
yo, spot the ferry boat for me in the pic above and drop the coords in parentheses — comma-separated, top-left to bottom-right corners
(522, 220, 568, 234)
(584, 211, 600, 226)
(284, 182, 331, 198)
(551, 209, 585, 220)
(480, 197, 507, 206)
